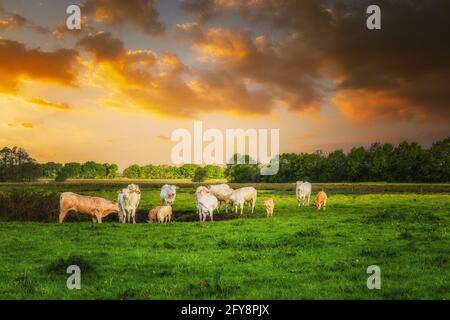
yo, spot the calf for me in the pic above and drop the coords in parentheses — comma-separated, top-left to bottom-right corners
(263, 198, 274, 217)
(59, 192, 118, 224)
(148, 206, 172, 223)
(316, 191, 328, 211)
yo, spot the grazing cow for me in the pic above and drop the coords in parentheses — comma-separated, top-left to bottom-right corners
(59, 192, 119, 224)
(160, 184, 177, 206)
(263, 198, 274, 217)
(148, 206, 172, 223)
(196, 186, 218, 222)
(208, 184, 234, 213)
(229, 187, 257, 215)
(296, 181, 312, 206)
(117, 184, 141, 224)
(198, 194, 219, 222)
(316, 191, 328, 211)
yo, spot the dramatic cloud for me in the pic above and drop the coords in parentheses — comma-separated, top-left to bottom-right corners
(83, 0, 164, 35)
(0, 39, 80, 93)
(77, 31, 126, 62)
(178, 0, 450, 122)
(76, 31, 273, 117)
(177, 24, 326, 114)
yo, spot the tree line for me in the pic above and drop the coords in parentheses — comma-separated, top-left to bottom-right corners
(226, 138, 449, 183)
(1, 137, 448, 182)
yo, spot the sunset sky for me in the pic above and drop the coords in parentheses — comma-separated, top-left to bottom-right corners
(1, 0, 449, 170)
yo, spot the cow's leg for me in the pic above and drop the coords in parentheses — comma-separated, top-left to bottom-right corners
(96, 214, 102, 224)
(91, 217, 97, 223)
(240, 204, 244, 216)
(59, 209, 69, 223)
(132, 209, 136, 224)
(307, 194, 311, 206)
(251, 198, 256, 214)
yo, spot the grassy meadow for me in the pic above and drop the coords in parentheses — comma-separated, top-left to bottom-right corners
(0, 181, 449, 299)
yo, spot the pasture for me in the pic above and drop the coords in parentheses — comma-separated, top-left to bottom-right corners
(0, 182, 449, 299)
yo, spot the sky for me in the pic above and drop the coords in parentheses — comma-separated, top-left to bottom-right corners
(1, 0, 449, 170)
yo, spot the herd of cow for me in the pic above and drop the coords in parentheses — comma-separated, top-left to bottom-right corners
(58, 181, 328, 224)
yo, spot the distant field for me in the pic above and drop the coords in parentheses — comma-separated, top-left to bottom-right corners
(0, 182, 449, 299)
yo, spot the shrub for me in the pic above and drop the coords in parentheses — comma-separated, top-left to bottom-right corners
(0, 190, 60, 222)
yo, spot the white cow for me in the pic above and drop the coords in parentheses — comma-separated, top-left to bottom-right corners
(196, 186, 218, 222)
(160, 184, 177, 206)
(296, 181, 312, 206)
(208, 184, 233, 213)
(229, 187, 257, 215)
(117, 184, 141, 224)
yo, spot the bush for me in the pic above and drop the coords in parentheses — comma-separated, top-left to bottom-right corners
(193, 167, 207, 182)
(0, 190, 60, 222)
(55, 170, 68, 182)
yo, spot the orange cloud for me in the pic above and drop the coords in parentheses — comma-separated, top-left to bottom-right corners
(332, 89, 449, 124)
(0, 39, 80, 93)
(83, 0, 164, 35)
(25, 97, 71, 111)
(8, 120, 34, 129)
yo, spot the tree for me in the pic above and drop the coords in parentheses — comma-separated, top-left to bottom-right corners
(204, 165, 225, 179)
(390, 142, 425, 182)
(423, 137, 450, 182)
(367, 143, 393, 181)
(123, 164, 142, 179)
(41, 162, 63, 178)
(0, 147, 40, 181)
(105, 163, 119, 179)
(193, 167, 207, 182)
(347, 147, 369, 182)
(55, 170, 68, 182)
(61, 162, 81, 178)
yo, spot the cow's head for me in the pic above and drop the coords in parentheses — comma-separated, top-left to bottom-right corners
(128, 184, 141, 194)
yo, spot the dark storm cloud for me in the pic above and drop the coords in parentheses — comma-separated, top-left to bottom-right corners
(77, 31, 126, 62)
(178, 0, 450, 122)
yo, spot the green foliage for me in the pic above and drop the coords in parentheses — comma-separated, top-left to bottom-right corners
(193, 167, 207, 182)
(227, 137, 450, 183)
(0, 147, 41, 182)
(122, 163, 224, 180)
(55, 170, 68, 182)
(41, 162, 63, 178)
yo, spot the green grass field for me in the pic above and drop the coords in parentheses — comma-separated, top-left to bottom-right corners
(0, 182, 449, 299)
